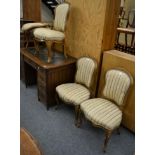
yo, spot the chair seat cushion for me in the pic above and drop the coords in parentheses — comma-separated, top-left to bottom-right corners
(56, 83, 90, 105)
(80, 98, 122, 130)
(33, 28, 65, 41)
(21, 23, 49, 31)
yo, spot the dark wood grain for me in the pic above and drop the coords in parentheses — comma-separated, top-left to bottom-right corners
(23, 0, 41, 22)
(21, 47, 76, 109)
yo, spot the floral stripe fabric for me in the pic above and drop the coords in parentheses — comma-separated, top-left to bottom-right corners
(33, 28, 64, 40)
(54, 3, 69, 31)
(75, 57, 96, 88)
(81, 98, 122, 130)
(103, 69, 131, 106)
(56, 83, 90, 105)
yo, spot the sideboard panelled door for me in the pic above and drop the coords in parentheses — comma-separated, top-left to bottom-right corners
(23, 0, 41, 22)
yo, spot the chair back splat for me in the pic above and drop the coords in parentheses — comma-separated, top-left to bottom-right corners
(103, 69, 133, 106)
(75, 57, 97, 89)
(54, 3, 70, 32)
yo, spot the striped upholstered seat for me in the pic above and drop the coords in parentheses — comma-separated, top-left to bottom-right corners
(22, 23, 49, 31)
(78, 68, 133, 152)
(33, 28, 65, 41)
(80, 98, 122, 130)
(56, 83, 90, 106)
(56, 57, 97, 122)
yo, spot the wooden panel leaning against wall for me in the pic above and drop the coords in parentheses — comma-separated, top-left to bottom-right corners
(98, 50, 135, 132)
(64, 0, 121, 96)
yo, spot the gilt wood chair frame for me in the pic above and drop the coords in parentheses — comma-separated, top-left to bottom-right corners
(77, 67, 133, 152)
(33, 2, 71, 63)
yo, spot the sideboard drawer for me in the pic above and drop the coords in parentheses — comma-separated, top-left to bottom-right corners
(24, 57, 38, 70)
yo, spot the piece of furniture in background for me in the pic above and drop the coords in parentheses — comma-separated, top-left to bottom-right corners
(56, 57, 97, 124)
(98, 50, 135, 132)
(115, 9, 135, 54)
(20, 128, 43, 155)
(21, 47, 76, 110)
(78, 68, 133, 152)
(22, 0, 41, 22)
(33, 2, 70, 62)
(22, 22, 50, 48)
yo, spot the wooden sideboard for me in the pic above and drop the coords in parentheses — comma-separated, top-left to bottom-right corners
(21, 48, 76, 109)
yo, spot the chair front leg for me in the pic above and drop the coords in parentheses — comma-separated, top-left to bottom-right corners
(24, 31, 30, 48)
(45, 40, 53, 63)
(75, 105, 80, 126)
(55, 93, 60, 110)
(117, 126, 120, 135)
(103, 129, 112, 153)
(63, 40, 67, 58)
(33, 38, 40, 55)
(76, 107, 83, 128)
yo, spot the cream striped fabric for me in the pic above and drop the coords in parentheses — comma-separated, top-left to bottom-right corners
(33, 28, 65, 41)
(56, 83, 90, 105)
(81, 98, 122, 130)
(103, 69, 131, 106)
(53, 3, 69, 31)
(75, 57, 96, 88)
(21, 23, 49, 31)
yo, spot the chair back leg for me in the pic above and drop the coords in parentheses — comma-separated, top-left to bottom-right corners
(103, 129, 112, 152)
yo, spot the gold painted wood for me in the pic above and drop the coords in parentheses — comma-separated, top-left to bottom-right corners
(98, 50, 135, 132)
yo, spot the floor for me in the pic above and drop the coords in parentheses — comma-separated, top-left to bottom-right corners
(20, 81, 135, 155)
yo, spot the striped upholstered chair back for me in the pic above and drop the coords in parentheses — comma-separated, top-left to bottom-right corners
(53, 3, 70, 32)
(75, 57, 97, 89)
(103, 69, 133, 106)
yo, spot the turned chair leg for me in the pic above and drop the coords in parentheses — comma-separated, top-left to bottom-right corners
(55, 93, 60, 110)
(76, 108, 83, 128)
(103, 129, 112, 153)
(24, 31, 30, 48)
(117, 126, 120, 135)
(75, 105, 80, 126)
(45, 40, 53, 63)
(33, 38, 40, 55)
(63, 40, 67, 58)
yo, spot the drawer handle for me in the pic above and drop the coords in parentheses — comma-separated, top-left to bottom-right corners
(37, 67, 40, 70)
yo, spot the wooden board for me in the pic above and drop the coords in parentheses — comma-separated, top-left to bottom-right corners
(65, 0, 120, 63)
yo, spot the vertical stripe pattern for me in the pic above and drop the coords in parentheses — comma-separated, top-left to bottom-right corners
(103, 69, 131, 106)
(75, 57, 96, 88)
(56, 83, 90, 105)
(80, 98, 122, 130)
(54, 3, 69, 31)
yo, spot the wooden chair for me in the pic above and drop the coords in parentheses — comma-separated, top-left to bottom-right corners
(77, 68, 133, 152)
(21, 22, 50, 48)
(33, 2, 70, 62)
(116, 10, 135, 53)
(55, 57, 97, 124)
